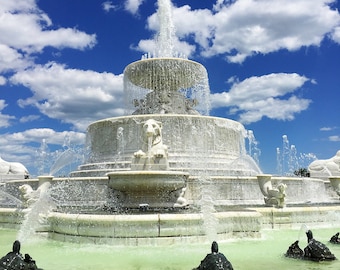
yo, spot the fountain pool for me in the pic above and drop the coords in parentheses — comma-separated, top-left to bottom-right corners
(1, 228, 340, 269)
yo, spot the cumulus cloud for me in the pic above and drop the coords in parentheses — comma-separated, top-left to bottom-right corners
(0, 44, 33, 73)
(211, 73, 312, 123)
(331, 26, 340, 43)
(137, 0, 340, 63)
(0, 76, 6, 85)
(0, 128, 85, 146)
(0, 128, 86, 171)
(0, 100, 15, 128)
(0, 0, 96, 73)
(124, 0, 144, 15)
(205, 0, 340, 62)
(10, 62, 124, 131)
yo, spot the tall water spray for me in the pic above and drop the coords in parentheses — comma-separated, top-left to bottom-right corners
(247, 130, 261, 166)
(156, 0, 176, 58)
(124, 0, 211, 115)
(276, 135, 317, 176)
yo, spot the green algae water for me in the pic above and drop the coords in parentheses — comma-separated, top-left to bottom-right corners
(1, 228, 340, 270)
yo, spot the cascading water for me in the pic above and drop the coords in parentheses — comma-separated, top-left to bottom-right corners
(198, 175, 219, 242)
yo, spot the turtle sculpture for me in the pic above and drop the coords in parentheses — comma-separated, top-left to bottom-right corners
(304, 230, 336, 261)
(285, 240, 304, 259)
(330, 232, 340, 244)
(285, 230, 336, 262)
(0, 240, 42, 270)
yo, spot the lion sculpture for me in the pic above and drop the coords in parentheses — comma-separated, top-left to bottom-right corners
(0, 157, 29, 178)
(132, 119, 169, 170)
(308, 150, 340, 178)
(19, 182, 51, 207)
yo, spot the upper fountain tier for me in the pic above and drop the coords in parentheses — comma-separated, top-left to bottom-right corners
(124, 57, 211, 116)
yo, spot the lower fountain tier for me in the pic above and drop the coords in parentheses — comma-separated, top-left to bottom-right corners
(1, 176, 336, 211)
(2, 205, 340, 245)
(107, 171, 189, 208)
(70, 114, 261, 177)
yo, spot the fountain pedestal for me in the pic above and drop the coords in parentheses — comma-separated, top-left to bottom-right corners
(107, 171, 188, 208)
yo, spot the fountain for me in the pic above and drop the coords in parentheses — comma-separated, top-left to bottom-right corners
(1, 0, 340, 253)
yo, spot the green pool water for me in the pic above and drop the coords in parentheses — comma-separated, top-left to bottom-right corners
(1, 228, 340, 270)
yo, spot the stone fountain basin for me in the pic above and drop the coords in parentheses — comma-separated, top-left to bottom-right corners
(124, 58, 207, 90)
(107, 171, 188, 193)
(107, 171, 189, 208)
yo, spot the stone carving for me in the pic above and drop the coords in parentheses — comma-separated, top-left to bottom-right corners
(108, 118, 188, 209)
(193, 241, 234, 270)
(19, 182, 51, 207)
(132, 90, 200, 115)
(257, 174, 286, 208)
(173, 187, 188, 208)
(304, 230, 336, 261)
(0, 157, 29, 178)
(308, 150, 340, 178)
(132, 119, 169, 170)
(286, 231, 337, 261)
(285, 240, 304, 259)
(0, 240, 41, 270)
(330, 232, 340, 244)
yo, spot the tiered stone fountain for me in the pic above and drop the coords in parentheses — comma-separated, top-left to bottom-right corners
(1, 0, 340, 246)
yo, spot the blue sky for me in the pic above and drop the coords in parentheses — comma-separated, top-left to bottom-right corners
(0, 0, 340, 176)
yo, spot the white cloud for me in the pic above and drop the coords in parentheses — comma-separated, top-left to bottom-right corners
(124, 0, 144, 15)
(139, 0, 340, 63)
(0, 10, 96, 53)
(19, 115, 41, 123)
(208, 0, 340, 62)
(237, 96, 311, 123)
(3, 128, 86, 146)
(0, 128, 86, 172)
(320, 127, 336, 131)
(329, 135, 340, 142)
(102, 1, 116, 12)
(331, 26, 340, 44)
(0, 0, 96, 73)
(10, 63, 124, 131)
(211, 73, 312, 123)
(0, 44, 32, 73)
(0, 76, 6, 85)
(0, 100, 16, 128)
